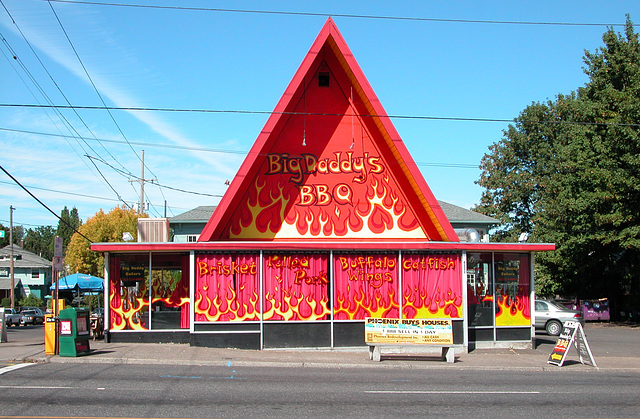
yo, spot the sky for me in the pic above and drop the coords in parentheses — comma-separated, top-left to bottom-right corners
(1, 0, 639, 231)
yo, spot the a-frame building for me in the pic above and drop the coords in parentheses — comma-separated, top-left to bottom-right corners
(201, 18, 455, 243)
(92, 19, 553, 351)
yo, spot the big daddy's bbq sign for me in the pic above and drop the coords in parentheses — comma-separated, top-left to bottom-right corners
(266, 151, 384, 205)
(222, 148, 427, 240)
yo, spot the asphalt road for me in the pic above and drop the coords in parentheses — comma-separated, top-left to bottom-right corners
(1, 361, 639, 418)
(1, 323, 639, 418)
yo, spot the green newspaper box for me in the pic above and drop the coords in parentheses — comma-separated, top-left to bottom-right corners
(58, 308, 91, 357)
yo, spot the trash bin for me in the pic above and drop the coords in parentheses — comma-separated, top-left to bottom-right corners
(58, 308, 91, 357)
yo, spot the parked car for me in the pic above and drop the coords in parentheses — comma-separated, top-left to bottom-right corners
(535, 299, 584, 336)
(20, 306, 40, 313)
(3, 307, 22, 327)
(20, 308, 45, 325)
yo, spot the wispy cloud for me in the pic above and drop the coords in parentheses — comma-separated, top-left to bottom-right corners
(1, 1, 240, 176)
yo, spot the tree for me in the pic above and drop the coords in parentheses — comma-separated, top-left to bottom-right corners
(476, 17, 640, 315)
(56, 206, 81, 250)
(19, 294, 44, 309)
(0, 223, 24, 248)
(65, 206, 143, 277)
(23, 225, 56, 260)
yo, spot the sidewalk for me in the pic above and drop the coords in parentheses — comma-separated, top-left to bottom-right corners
(2, 325, 639, 372)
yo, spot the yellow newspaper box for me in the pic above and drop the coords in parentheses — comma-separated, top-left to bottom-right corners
(44, 314, 57, 355)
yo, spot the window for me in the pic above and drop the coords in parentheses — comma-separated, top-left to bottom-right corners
(318, 72, 330, 87)
(31, 270, 39, 279)
(187, 235, 199, 242)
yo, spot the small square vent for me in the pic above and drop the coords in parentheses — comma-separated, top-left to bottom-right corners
(318, 72, 330, 87)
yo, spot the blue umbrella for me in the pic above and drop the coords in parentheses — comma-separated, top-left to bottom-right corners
(50, 273, 104, 292)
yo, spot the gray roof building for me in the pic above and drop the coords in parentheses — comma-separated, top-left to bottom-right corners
(169, 202, 498, 243)
(0, 244, 52, 300)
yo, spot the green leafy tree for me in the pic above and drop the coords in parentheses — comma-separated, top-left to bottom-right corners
(0, 223, 6, 247)
(65, 206, 143, 277)
(0, 224, 25, 248)
(23, 225, 56, 260)
(477, 17, 640, 315)
(19, 294, 44, 309)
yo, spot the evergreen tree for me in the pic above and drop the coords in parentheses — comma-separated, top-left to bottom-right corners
(56, 206, 81, 250)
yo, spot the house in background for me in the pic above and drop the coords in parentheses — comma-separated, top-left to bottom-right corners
(0, 245, 52, 301)
(437, 201, 498, 242)
(169, 203, 498, 244)
(169, 206, 217, 243)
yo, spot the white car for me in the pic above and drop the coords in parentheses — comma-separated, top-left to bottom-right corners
(3, 307, 22, 327)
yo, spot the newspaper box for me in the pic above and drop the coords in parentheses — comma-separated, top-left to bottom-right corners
(58, 308, 91, 357)
(44, 314, 56, 354)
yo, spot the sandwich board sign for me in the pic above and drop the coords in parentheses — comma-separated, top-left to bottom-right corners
(547, 321, 598, 368)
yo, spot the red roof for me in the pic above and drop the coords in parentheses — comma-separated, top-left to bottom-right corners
(199, 18, 457, 243)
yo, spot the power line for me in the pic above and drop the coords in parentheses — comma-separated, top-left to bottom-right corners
(45, 0, 626, 27)
(0, 179, 197, 213)
(86, 155, 225, 198)
(0, 179, 120, 202)
(0, 218, 50, 228)
(46, 1, 172, 212)
(0, 164, 93, 242)
(0, 126, 480, 169)
(0, 1, 134, 206)
(2, 103, 639, 128)
(46, 1, 138, 172)
(0, 127, 247, 154)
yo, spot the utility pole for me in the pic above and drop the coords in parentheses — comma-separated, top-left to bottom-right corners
(9, 206, 14, 309)
(129, 150, 155, 214)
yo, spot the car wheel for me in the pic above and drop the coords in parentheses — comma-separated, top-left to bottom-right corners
(546, 320, 562, 336)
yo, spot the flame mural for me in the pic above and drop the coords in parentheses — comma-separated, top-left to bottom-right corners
(108, 256, 190, 330)
(495, 292, 531, 326)
(333, 254, 399, 319)
(263, 254, 330, 321)
(402, 254, 462, 319)
(195, 254, 260, 322)
(494, 255, 531, 326)
(194, 254, 330, 322)
(109, 276, 148, 331)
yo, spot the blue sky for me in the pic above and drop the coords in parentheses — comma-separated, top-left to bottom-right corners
(1, 1, 638, 230)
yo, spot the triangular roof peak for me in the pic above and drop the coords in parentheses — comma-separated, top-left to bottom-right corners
(200, 18, 456, 242)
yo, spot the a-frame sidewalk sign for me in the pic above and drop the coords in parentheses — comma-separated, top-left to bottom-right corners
(547, 321, 598, 368)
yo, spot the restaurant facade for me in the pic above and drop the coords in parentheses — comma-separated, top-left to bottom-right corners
(91, 18, 554, 351)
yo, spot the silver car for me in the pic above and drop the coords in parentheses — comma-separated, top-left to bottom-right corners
(535, 299, 584, 336)
(19, 308, 45, 325)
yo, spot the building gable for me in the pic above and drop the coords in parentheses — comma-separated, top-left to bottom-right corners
(200, 18, 456, 242)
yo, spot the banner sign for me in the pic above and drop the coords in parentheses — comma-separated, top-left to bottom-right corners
(365, 317, 453, 345)
(120, 265, 145, 286)
(547, 321, 597, 368)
